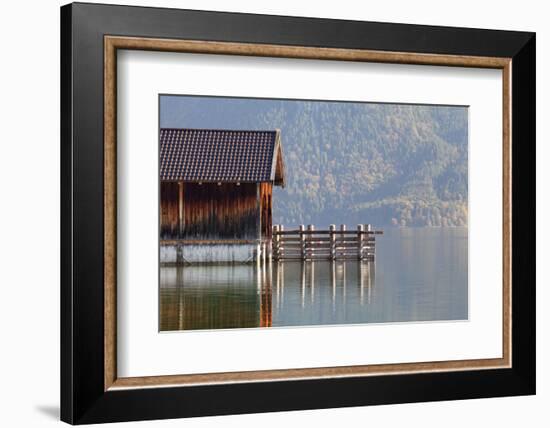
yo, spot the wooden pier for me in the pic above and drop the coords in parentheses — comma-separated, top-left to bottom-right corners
(272, 224, 383, 261)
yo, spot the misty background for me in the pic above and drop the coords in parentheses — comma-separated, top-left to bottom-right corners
(160, 95, 468, 228)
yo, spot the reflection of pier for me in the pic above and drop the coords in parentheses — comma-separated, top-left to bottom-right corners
(273, 260, 375, 310)
(160, 260, 375, 331)
(259, 262, 273, 327)
(272, 224, 383, 261)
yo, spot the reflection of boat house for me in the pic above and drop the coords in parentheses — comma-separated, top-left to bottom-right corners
(160, 128, 285, 264)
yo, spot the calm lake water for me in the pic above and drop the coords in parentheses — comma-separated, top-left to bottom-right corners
(160, 228, 468, 331)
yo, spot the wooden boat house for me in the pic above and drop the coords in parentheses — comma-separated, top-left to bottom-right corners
(160, 128, 285, 264)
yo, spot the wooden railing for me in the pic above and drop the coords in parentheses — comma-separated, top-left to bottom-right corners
(272, 224, 382, 261)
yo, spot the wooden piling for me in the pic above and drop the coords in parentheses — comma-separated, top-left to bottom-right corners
(340, 224, 346, 258)
(299, 224, 306, 259)
(366, 224, 372, 259)
(357, 224, 364, 260)
(178, 181, 184, 236)
(329, 224, 336, 260)
(279, 225, 284, 260)
(273, 225, 280, 261)
(307, 224, 315, 259)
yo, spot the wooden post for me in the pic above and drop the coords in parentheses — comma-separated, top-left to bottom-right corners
(340, 224, 346, 259)
(357, 224, 364, 260)
(307, 224, 315, 260)
(256, 184, 261, 241)
(278, 224, 285, 260)
(366, 224, 373, 260)
(299, 225, 305, 260)
(272, 225, 276, 260)
(178, 181, 184, 238)
(273, 225, 279, 261)
(329, 224, 336, 260)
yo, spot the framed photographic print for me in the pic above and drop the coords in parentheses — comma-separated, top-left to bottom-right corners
(60, 2, 535, 424)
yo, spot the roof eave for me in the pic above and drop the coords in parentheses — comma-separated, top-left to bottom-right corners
(270, 130, 286, 188)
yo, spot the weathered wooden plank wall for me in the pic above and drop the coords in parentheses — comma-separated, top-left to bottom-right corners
(259, 182, 273, 239)
(160, 182, 261, 240)
(160, 182, 179, 238)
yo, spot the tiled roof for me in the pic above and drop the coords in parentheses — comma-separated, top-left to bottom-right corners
(160, 128, 284, 184)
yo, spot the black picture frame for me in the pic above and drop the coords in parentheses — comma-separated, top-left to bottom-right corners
(61, 2, 535, 424)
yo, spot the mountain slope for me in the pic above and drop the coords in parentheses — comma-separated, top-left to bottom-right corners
(161, 96, 468, 227)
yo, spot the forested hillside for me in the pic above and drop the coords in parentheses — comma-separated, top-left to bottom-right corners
(161, 96, 468, 227)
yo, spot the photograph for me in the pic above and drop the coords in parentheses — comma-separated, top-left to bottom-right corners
(159, 95, 469, 331)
